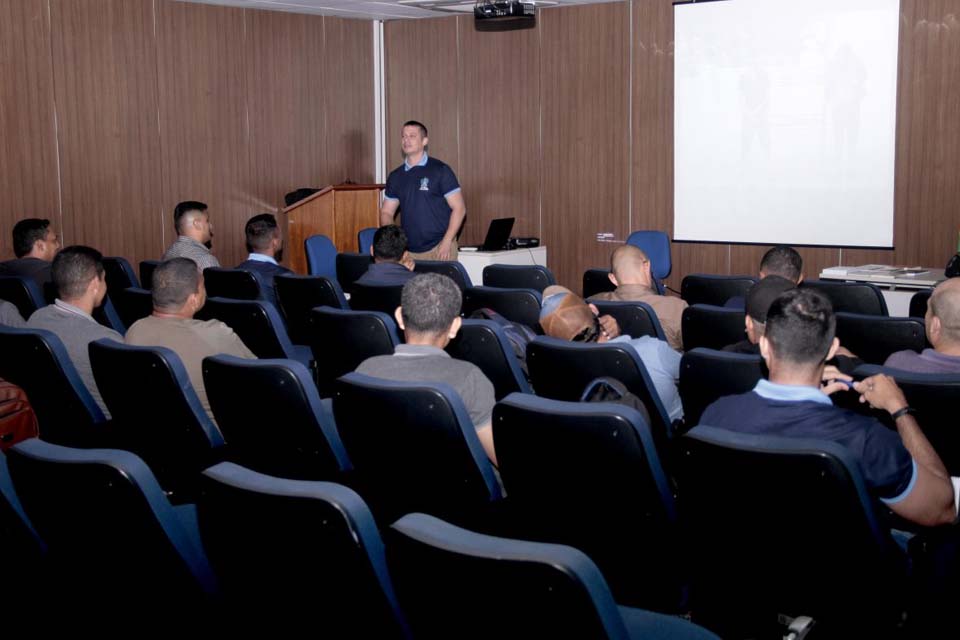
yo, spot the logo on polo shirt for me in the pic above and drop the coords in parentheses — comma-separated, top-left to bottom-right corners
(419, 177, 430, 191)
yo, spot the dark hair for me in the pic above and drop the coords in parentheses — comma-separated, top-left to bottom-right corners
(402, 120, 428, 137)
(12, 218, 51, 258)
(245, 213, 279, 253)
(173, 201, 208, 234)
(372, 225, 407, 261)
(760, 245, 803, 282)
(400, 273, 461, 335)
(152, 258, 201, 311)
(51, 246, 104, 300)
(764, 288, 835, 366)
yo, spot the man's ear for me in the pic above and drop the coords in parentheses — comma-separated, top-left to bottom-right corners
(588, 303, 599, 316)
(607, 272, 619, 287)
(928, 315, 941, 342)
(394, 307, 405, 330)
(759, 335, 771, 362)
(797, 273, 804, 284)
(825, 336, 839, 362)
(449, 315, 462, 339)
(370, 245, 375, 257)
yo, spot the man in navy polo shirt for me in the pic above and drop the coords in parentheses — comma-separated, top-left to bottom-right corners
(380, 120, 465, 261)
(700, 288, 955, 528)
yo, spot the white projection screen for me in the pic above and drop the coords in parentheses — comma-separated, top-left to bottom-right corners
(673, 0, 900, 247)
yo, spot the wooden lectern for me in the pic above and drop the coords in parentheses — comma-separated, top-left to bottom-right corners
(283, 184, 384, 274)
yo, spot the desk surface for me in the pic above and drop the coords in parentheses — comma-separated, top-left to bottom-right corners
(819, 265, 946, 288)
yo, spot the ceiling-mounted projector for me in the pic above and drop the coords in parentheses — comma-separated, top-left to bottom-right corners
(474, 1, 535, 30)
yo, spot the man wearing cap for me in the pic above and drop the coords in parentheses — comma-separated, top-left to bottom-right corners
(540, 285, 683, 422)
(723, 275, 797, 355)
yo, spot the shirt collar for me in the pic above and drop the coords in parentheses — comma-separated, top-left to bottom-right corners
(245, 253, 278, 265)
(393, 344, 449, 358)
(177, 236, 211, 252)
(754, 378, 832, 405)
(53, 299, 95, 322)
(403, 152, 429, 171)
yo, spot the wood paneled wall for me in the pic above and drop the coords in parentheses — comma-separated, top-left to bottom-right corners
(385, 0, 960, 293)
(0, 0, 373, 268)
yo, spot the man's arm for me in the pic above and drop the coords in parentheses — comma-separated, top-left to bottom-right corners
(436, 190, 466, 261)
(475, 421, 497, 467)
(380, 198, 399, 227)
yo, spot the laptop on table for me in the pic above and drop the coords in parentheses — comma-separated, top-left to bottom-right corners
(461, 217, 515, 252)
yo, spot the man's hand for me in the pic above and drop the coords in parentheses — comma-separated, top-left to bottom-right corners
(820, 364, 853, 396)
(598, 314, 620, 340)
(853, 374, 909, 414)
(400, 254, 415, 271)
(436, 238, 454, 261)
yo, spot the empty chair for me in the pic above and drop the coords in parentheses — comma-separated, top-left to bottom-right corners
(336, 252, 374, 295)
(414, 260, 473, 290)
(358, 226, 377, 254)
(197, 297, 311, 367)
(89, 340, 225, 501)
(102, 256, 139, 295)
(202, 267, 263, 301)
(592, 300, 666, 341)
(679, 348, 765, 428)
(681, 274, 757, 307)
(332, 373, 502, 524)
(308, 306, 400, 397)
(677, 426, 907, 637)
(350, 282, 405, 316)
(0, 327, 106, 445)
(494, 394, 685, 612)
(139, 259, 161, 290)
(7, 439, 217, 608)
(114, 286, 153, 328)
(446, 319, 531, 399)
(305, 234, 337, 280)
(910, 289, 932, 318)
(0, 275, 46, 319)
(681, 304, 746, 351)
(626, 230, 671, 294)
(583, 268, 617, 299)
(835, 312, 926, 365)
(801, 279, 889, 315)
(482, 264, 556, 292)
(388, 513, 718, 640)
(274, 273, 348, 344)
(197, 462, 410, 635)
(462, 286, 541, 330)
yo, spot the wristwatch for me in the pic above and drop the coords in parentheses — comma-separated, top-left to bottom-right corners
(889, 406, 915, 420)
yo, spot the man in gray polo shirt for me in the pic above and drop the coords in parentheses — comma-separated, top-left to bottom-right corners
(356, 273, 497, 464)
(161, 200, 220, 270)
(26, 245, 122, 416)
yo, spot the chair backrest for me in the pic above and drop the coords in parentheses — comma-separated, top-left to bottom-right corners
(0, 327, 106, 445)
(88, 339, 224, 500)
(203, 355, 351, 479)
(336, 252, 374, 295)
(308, 306, 400, 397)
(462, 286, 542, 329)
(681, 274, 757, 307)
(681, 304, 746, 351)
(7, 439, 217, 604)
(582, 268, 616, 299)
(676, 426, 906, 637)
(305, 234, 338, 280)
(197, 297, 298, 360)
(909, 289, 932, 318)
(0, 275, 46, 319)
(626, 230, 671, 293)
(835, 312, 926, 365)
(801, 279, 889, 316)
(679, 348, 765, 428)
(388, 513, 632, 639)
(0, 450, 47, 602)
(332, 373, 502, 523)
(591, 300, 666, 341)
(446, 319, 531, 399)
(274, 274, 348, 345)
(91, 293, 127, 334)
(350, 282, 405, 316)
(138, 259, 162, 290)
(482, 264, 556, 292)
(202, 267, 263, 301)
(197, 462, 409, 634)
(413, 260, 473, 290)
(493, 393, 683, 611)
(114, 287, 154, 329)
(526, 337, 674, 451)
(102, 256, 139, 294)
(357, 226, 377, 254)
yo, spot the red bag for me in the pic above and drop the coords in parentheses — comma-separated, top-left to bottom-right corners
(0, 378, 39, 450)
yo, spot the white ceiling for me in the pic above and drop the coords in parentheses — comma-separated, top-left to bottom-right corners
(177, 0, 621, 21)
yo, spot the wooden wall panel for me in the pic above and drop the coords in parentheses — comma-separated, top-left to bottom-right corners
(0, 0, 59, 259)
(156, 1, 253, 268)
(457, 16, 541, 245)
(50, 0, 162, 267)
(540, 3, 630, 290)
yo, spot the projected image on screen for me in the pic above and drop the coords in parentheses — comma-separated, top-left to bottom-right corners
(673, 0, 899, 247)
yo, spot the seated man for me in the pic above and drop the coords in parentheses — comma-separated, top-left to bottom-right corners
(355, 224, 416, 287)
(125, 258, 255, 421)
(235, 213, 292, 307)
(355, 273, 497, 464)
(161, 201, 220, 270)
(0, 218, 61, 287)
(885, 278, 960, 373)
(588, 244, 687, 351)
(702, 288, 955, 528)
(725, 245, 804, 309)
(26, 246, 122, 416)
(0, 300, 25, 327)
(540, 285, 683, 422)
(723, 275, 797, 354)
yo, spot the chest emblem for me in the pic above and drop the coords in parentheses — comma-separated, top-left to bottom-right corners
(419, 177, 430, 191)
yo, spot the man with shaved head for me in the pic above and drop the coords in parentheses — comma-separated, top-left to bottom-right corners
(161, 200, 220, 270)
(589, 244, 688, 351)
(885, 278, 960, 373)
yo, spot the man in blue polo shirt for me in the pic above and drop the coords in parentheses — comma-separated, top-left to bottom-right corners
(701, 288, 955, 528)
(380, 120, 466, 261)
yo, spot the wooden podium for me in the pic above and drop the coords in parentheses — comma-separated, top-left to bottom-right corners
(283, 184, 384, 274)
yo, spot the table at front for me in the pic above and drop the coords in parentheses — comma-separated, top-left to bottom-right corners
(458, 246, 548, 287)
(818, 267, 946, 317)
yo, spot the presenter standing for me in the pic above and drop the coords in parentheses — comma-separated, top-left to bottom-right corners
(380, 120, 466, 261)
